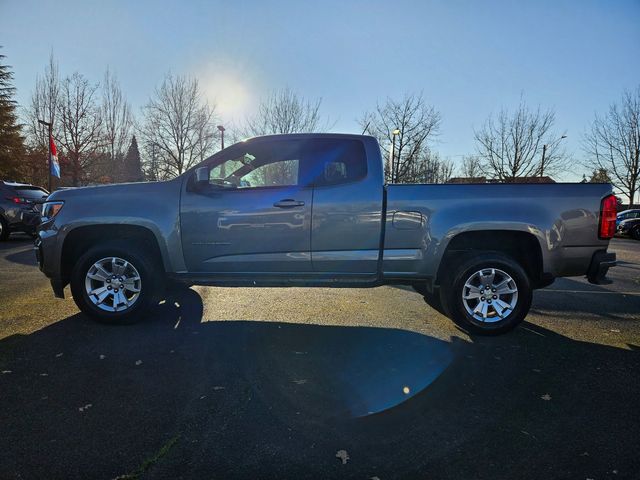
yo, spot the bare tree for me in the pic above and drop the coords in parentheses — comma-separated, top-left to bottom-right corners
(460, 155, 483, 178)
(242, 87, 327, 137)
(139, 73, 217, 179)
(474, 99, 567, 181)
(361, 93, 442, 183)
(101, 68, 132, 180)
(57, 72, 103, 186)
(403, 151, 453, 184)
(24, 53, 60, 150)
(584, 86, 640, 205)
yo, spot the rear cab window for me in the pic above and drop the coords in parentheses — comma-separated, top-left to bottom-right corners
(307, 138, 367, 187)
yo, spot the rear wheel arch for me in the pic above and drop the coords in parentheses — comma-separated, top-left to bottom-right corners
(436, 230, 545, 288)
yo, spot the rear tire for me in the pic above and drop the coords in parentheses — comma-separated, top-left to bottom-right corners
(631, 226, 640, 241)
(70, 241, 162, 324)
(0, 217, 8, 241)
(439, 252, 532, 335)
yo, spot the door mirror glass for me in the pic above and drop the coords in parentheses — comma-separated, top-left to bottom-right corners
(194, 166, 209, 187)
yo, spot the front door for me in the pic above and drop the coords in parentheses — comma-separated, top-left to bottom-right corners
(180, 139, 312, 274)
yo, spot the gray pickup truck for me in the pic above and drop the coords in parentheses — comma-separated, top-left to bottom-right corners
(35, 133, 617, 334)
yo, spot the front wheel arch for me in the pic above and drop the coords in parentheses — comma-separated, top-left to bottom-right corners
(61, 224, 165, 285)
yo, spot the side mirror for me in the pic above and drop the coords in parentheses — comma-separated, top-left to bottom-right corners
(194, 167, 209, 188)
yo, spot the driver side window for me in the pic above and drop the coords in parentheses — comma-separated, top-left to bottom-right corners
(208, 144, 301, 189)
(241, 160, 299, 188)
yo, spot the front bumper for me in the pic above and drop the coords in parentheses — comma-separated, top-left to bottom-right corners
(586, 250, 616, 285)
(34, 237, 43, 270)
(34, 231, 65, 298)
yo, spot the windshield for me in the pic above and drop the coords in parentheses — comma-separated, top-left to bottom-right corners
(12, 186, 48, 199)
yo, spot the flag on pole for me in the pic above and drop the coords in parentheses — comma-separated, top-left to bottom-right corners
(50, 134, 60, 178)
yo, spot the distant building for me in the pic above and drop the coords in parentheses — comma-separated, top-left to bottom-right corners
(448, 177, 487, 184)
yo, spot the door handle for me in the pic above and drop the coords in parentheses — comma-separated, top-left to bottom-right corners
(273, 199, 305, 208)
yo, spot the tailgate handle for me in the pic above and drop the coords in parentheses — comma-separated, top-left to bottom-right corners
(273, 199, 305, 208)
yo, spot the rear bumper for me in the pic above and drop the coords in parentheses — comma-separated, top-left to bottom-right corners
(586, 250, 616, 284)
(7, 210, 40, 234)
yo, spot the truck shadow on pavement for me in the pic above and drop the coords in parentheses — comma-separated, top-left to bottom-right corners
(1, 287, 638, 480)
(531, 277, 640, 321)
(0, 237, 38, 267)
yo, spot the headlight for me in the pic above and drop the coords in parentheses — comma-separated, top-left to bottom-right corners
(41, 201, 64, 221)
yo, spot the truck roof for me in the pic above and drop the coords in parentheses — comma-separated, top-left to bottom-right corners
(242, 132, 377, 143)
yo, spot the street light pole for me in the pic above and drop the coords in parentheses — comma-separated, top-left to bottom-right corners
(389, 129, 400, 183)
(217, 125, 225, 151)
(217, 125, 226, 178)
(38, 119, 52, 191)
(540, 134, 567, 177)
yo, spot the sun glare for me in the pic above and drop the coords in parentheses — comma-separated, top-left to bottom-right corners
(198, 67, 252, 118)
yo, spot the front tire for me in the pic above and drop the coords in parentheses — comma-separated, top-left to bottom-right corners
(70, 241, 162, 324)
(439, 252, 532, 335)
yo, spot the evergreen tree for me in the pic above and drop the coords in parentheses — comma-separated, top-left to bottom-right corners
(121, 135, 143, 182)
(589, 168, 613, 184)
(0, 49, 26, 180)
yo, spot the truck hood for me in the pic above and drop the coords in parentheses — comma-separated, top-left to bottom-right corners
(47, 179, 179, 201)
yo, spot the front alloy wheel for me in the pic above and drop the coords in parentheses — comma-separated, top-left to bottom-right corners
(71, 241, 161, 324)
(85, 257, 142, 312)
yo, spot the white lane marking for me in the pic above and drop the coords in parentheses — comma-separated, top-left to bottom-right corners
(539, 289, 640, 296)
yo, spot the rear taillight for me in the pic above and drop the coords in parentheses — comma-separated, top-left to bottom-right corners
(599, 194, 617, 239)
(7, 196, 25, 204)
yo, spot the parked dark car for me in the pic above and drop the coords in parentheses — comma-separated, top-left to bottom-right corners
(0, 181, 48, 240)
(617, 217, 640, 240)
(616, 208, 640, 226)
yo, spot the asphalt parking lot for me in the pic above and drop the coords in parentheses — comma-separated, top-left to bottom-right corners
(1, 236, 639, 480)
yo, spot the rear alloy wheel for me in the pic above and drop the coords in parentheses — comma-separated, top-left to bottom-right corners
(71, 241, 161, 324)
(461, 268, 518, 322)
(439, 252, 532, 335)
(631, 226, 640, 241)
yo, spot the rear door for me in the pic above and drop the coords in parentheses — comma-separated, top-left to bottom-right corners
(309, 137, 384, 274)
(180, 138, 313, 273)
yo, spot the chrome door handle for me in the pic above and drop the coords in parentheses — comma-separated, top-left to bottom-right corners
(273, 199, 305, 208)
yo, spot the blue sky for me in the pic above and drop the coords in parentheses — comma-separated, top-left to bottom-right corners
(2, 0, 639, 179)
